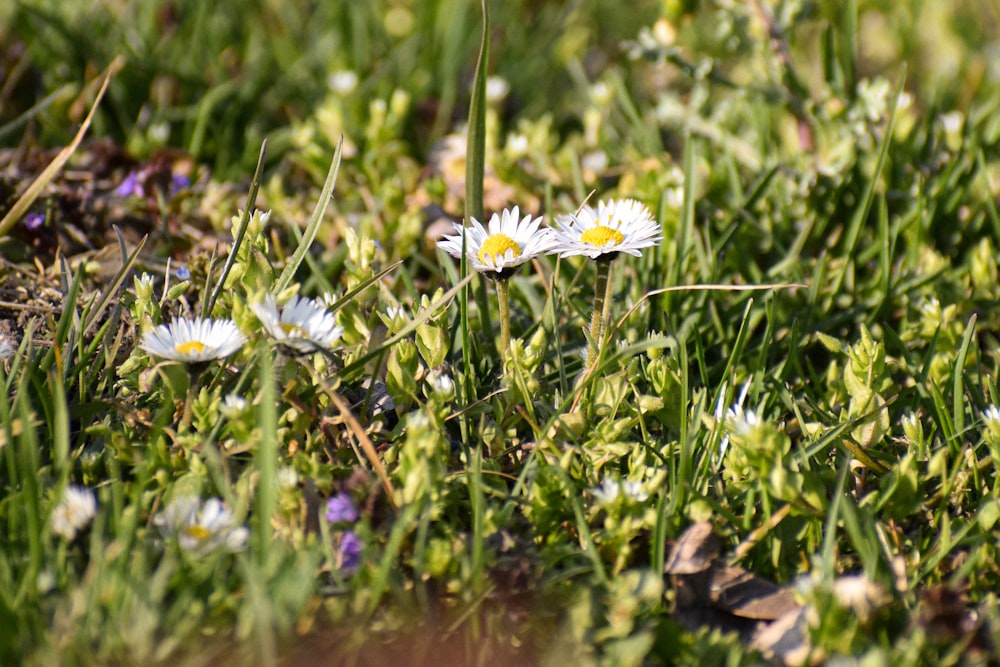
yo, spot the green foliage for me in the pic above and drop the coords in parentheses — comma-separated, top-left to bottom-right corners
(3, 0, 1000, 665)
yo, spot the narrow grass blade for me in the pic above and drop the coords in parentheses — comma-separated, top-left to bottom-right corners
(460, 0, 493, 430)
(254, 343, 278, 555)
(0, 56, 123, 238)
(467, 446, 485, 594)
(276, 136, 344, 292)
(82, 228, 147, 337)
(952, 314, 978, 437)
(205, 140, 268, 316)
(830, 65, 906, 296)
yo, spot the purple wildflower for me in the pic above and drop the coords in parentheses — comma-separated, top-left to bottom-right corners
(175, 266, 191, 280)
(171, 173, 191, 194)
(325, 492, 358, 524)
(23, 213, 45, 230)
(115, 172, 144, 198)
(338, 530, 362, 570)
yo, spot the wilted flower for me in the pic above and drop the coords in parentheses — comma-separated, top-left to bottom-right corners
(552, 198, 660, 259)
(437, 206, 554, 277)
(140, 318, 246, 363)
(251, 294, 343, 353)
(50, 486, 97, 540)
(154, 496, 249, 554)
(325, 492, 358, 524)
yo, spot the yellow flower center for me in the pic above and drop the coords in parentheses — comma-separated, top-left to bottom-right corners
(184, 525, 211, 541)
(478, 234, 521, 264)
(175, 340, 206, 355)
(280, 323, 307, 338)
(580, 225, 624, 247)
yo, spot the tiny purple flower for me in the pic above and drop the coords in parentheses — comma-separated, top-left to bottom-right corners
(175, 266, 191, 280)
(23, 212, 45, 230)
(170, 173, 191, 194)
(325, 492, 358, 524)
(115, 172, 144, 198)
(338, 530, 362, 570)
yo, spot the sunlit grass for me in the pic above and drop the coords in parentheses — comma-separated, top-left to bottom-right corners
(2, 1, 1000, 665)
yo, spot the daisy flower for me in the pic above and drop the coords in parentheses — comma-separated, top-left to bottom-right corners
(251, 294, 343, 353)
(50, 485, 97, 540)
(140, 317, 246, 363)
(437, 206, 553, 368)
(553, 198, 660, 365)
(154, 496, 249, 554)
(437, 206, 553, 277)
(552, 198, 660, 259)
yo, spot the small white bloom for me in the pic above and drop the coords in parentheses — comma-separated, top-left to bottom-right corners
(140, 318, 246, 363)
(154, 496, 249, 554)
(251, 294, 343, 353)
(426, 368, 455, 400)
(591, 477, 649, 505)
(715, 380, 753, 462)
(939, 110, 964, 137)
(506, 133, 530, 158)
(485, 76, 510, 103)
(277, 466, 299, 490)
(220, 394, 248, 419)
(552, 198, 661, 259)
(51, 486, 97, 540)
(983, 406, 1000, 433)
(727, 408, 761, 439)
(581, 150, 608, 174)
(327, 70, 358, 95)
(590, 81, 613, 106)
(437, 206, 554, 276)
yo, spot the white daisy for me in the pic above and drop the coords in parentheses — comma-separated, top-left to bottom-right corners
(50, 485, 97, 540)
(251, 294, 343, 353)
(140, 318, 246, 363)
(437, 206, 554, 276)
(154, 496, 249, 554)
(552, 198, 661, 259)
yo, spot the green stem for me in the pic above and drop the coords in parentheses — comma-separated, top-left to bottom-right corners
(496, 278, 512, 370)
(180, 365, 204, 432)
(588, 258, 614, 364)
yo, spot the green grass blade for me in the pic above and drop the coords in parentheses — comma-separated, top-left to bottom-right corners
(276, 136, 344, 292)
(206, 139, 268, 316)
(830, 65, 906, 296)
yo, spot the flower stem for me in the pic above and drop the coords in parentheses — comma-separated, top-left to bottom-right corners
(496, 278, 512, 369)
(180, 366, 203, 432)
(588, 258, 614, 364)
